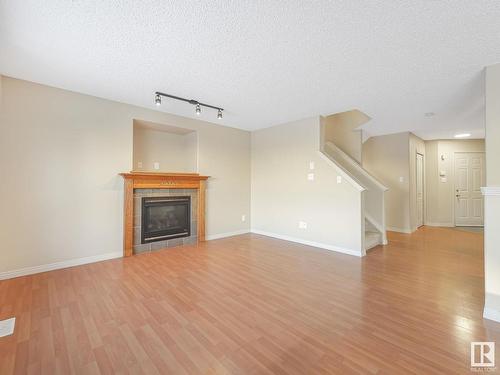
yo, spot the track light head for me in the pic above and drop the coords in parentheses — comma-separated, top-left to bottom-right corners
(155, 94, 161, 106)
(217, 109, 223, 119)
(195, 104, 201, 116)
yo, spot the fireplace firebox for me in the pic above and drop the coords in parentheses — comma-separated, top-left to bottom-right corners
(141, 196, 191, 244)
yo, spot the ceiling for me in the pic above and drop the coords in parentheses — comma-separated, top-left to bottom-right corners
(1, 1, 500, 139)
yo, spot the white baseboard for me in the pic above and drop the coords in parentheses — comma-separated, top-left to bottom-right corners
(484, 307, 500, 323)
(0, 251, 122, 281)
(205, 229, 250, 241)
(0, 228, 358, 280)
(0, 226, 377, 280)
(425, 222, 454, 227)
(0, 230, 252, 280)
(251, 229, 362, 257)
(386, 226, 412, 234)
(484, 293, 500, 323)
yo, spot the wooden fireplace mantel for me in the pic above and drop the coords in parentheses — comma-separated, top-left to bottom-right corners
(119, 172, 209, 257)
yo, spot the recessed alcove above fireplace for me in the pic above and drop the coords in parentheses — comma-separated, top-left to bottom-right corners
(133, 119, 198, 173)
(119, 172, 209, 257)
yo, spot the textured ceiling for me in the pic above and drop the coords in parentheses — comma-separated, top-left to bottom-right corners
(1, 1, 500, 139)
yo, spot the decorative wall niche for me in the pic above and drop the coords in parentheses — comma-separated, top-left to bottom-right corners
(133, 119, 198, 173)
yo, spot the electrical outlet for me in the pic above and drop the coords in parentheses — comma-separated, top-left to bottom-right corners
(298, 221, 307, 229)
(137, 161, 143, 168)
(153, 162, 160, 170)
(307, 173, 314, 181)
(241, 214, 246, 222)
(337, 175, 342, 184)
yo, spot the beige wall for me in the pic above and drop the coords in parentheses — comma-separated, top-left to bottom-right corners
(424, 139, 485, 226)
(0, 76, 251, 274)
(322, 110, 368, 164)
(363, 132, 411, 232)
(484, 63, 500, 321)
(133, 123, 197, 173)
(251, 117, 363, 255)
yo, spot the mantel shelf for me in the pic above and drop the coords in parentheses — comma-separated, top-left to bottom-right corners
(120, 171, 209, 180)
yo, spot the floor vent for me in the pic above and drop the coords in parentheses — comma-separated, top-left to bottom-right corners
(0, 317, 15, 337)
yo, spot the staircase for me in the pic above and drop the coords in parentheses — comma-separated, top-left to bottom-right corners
(365, 231, 382, 251)
(320, 111, 388, 254)
(364, 218, 382, 251)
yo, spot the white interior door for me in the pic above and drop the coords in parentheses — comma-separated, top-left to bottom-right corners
(454, 152, 485, 226)
(416, 153, 424, 228)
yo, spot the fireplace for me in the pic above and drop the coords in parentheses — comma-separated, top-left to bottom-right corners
(120, 172, 208, 256)
(141, 196, 191, 243)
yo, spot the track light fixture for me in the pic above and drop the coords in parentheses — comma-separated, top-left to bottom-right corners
(154, 91, 224, 119)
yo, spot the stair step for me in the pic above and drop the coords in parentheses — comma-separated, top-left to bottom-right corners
(364, 219, 377, 232)
(365, 231, 381, 250)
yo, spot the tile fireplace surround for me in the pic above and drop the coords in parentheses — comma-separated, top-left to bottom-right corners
(119, 172, 209, 257)
(133, 189, 198, 253)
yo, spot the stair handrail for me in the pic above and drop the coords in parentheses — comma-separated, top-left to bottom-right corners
(324, 141, 388, 192)
(317, 150, 366, 192)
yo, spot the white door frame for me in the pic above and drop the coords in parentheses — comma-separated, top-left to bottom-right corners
(415, 152, 425, 228)
(453, 151, 485, 227)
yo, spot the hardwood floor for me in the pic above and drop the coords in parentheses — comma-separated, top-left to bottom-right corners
(1, 226, 499, 374)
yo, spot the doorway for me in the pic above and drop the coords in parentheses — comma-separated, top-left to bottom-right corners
(416, 153, 424, 228)
(454, 152, 485, 226)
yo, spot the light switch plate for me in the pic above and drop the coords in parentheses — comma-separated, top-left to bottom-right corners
(399, 177, 404, 183)
(0, 317, 15, 337)
(309, 161, 315, 170)
(298, 221, 307, 229)
(153, 162, 160, 170)
(307, 173, 314, 181)
(337, 175, 342, 184)
(241, 215, 246, 222)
